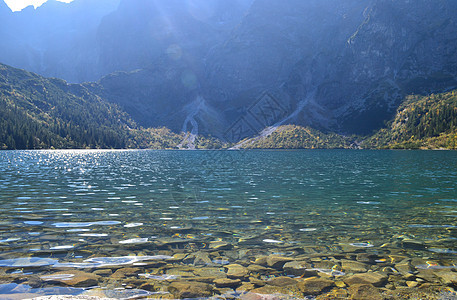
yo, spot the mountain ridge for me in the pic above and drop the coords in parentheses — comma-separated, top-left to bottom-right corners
(1, 0, 457, 143)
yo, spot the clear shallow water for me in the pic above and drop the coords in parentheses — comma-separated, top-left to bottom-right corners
(0, 150, 457, 298)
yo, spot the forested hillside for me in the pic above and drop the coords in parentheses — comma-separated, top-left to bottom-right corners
(0, 63, 222, 150)
(363, 91, 457, 149)
(239, 125, 355, 149)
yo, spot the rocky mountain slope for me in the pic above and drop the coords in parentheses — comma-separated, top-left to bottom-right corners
(1, 0, 457, 141)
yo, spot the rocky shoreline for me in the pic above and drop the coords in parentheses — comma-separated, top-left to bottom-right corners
(2, 242, 457, 300)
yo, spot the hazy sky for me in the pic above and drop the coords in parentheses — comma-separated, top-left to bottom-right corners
(4, 0, 73, 11)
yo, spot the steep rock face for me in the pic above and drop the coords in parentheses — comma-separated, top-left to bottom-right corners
(202, 0, 457, 135)
(202, 0, 372, 133)
(90, 0, 253, 134)
(330, 0, 457, 133)
(91, 0, 457, 137)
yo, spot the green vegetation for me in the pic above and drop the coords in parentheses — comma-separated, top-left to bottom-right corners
(240, 125, 355, 149)
(0, 63, 222, 150)
(362, 91, 457, 149)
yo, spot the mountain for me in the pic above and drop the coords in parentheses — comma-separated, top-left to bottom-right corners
(1, 0, 457, 143)
(200, 0, 457, 136)
(2, 61, 457, 150)
(331, 0, 457, 134)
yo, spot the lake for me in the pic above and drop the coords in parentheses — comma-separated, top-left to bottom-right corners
(0, 150, 456, 299)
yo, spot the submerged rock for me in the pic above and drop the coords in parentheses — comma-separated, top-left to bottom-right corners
(340, 259, 368, 273)
(344, 272, 387, 287)
(236, 282, 256, 292)
(111, 267, 141, 279)
(435, 270, 457, 286)
(209, 241, 233, 250)
(247, 264, 276, 274)
(266, 276, 297, 287)
(226, 264, 249, 279)
(254, 255, 293, 269)
(214, 278, 242, 288)
(283, 261, 316, 277)
(348, 284, 384, 300)
(168, 281, 213, 298)
(193, 267, 227, 279)
(266, 256, 294, 269)
(40, 270, 100, 287)
(297, 277, 335, 295)
(249, 285, 303, 298)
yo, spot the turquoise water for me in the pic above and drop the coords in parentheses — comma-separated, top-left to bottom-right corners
(0, 150, 456, 298)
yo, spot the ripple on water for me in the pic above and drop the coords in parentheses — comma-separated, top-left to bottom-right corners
(138, 274, 180, 280)
(0, 283, 84, 297)
(0, 238, 20, 243)
(78, 233, 108, 237)
(52, 221, 121, 228)
(263, 239, 283, 244)
(299, 228, 317, 232)
(429, 248, 457, 254)
(357, 201, 381, 205)
(349, 242, 374, 248)
(119, 238, 148, 244)
(212, 259, 230, 265)
(24, 221, 43, 225)
(41, 274, 75, 281)
(124, 223, 143, 228)
(0, 257, 58, 267)
(50, 245, 75, 250)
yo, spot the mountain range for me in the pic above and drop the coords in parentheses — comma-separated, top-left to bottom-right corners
(1, 0, 457, 148)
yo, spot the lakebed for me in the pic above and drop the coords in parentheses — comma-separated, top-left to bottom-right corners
(0, 150, 456, 299)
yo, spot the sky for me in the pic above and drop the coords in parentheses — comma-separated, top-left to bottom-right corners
(4, 0, 73, 11)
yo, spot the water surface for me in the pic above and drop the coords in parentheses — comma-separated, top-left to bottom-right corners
(0, 150, 456, 299)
